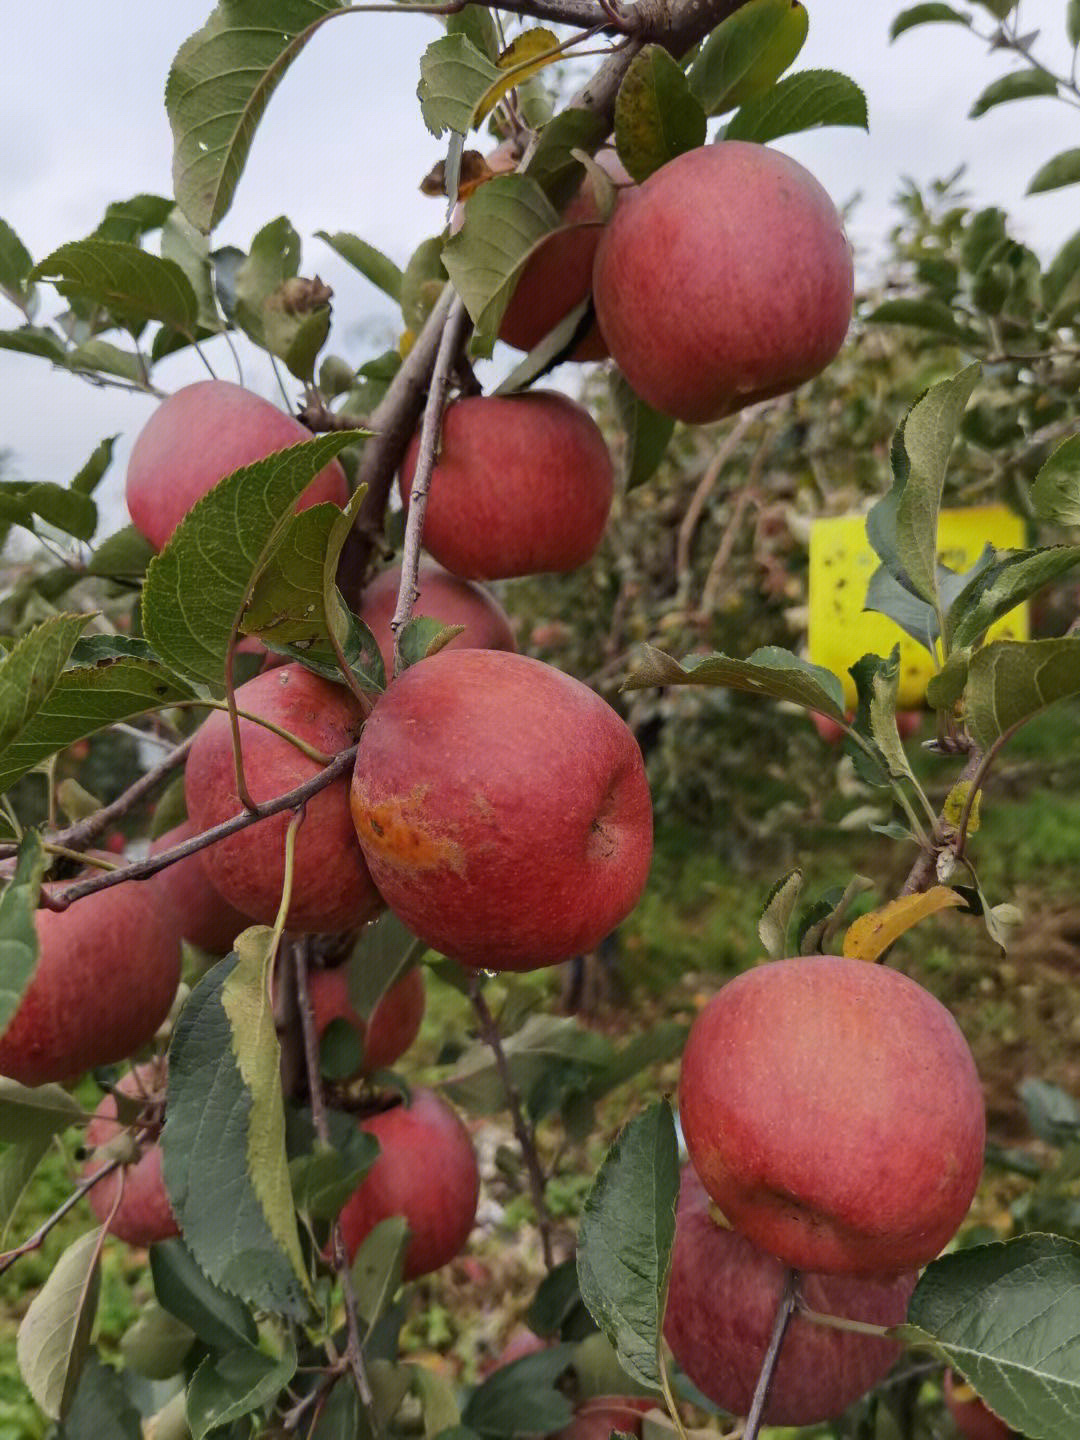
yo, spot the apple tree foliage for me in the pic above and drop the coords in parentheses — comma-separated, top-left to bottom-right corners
(0, 1, 1079, 1438)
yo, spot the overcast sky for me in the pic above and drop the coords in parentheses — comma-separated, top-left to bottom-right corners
(1, 1, 1076, 523)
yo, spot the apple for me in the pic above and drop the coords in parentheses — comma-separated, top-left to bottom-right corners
(552, 1396, 656, 1440)
(346, 560, 516, 672)
(338, 1088, 479, 1280)
(498, 149, 631, 361)
(593, 142, 854, 424)
(0, 876, 181, 1086)
(811, 711, 922, 744)
(945, 1371, 1017, 1440)
(185, 664, 383, 933)
(480, 1328, 550, 1379)
(679, 955, 985, 1275)
(398, 393, 613, 581)
(83, 1061, 180, 1247)
(664, 1165, 915, 1425)
(308, 964, 426, 1075)
(350, 649, 653, 971)
(125, 379, 349, 552)
(150, 821, 254, 955)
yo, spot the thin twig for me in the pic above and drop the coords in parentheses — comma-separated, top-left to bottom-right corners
(675, 415, 754, 595)
(0, 1155, 124, 1276)
(295, 937, 376, 1414)
(469, 978, 556, 1270)
(42, 744, 358, 911)
(390, 295, 472, 674)
(900, 747, 983, 895)
(743, 1269, 798, 1440)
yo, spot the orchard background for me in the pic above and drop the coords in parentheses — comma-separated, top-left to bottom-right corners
(2, 2, 1080, 1439)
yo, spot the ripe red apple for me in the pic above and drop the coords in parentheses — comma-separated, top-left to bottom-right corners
(307, 964, 426, 1075)
(346, 560, 516, 672)
(811, 711, 922, 744)
(679, 956, 985, 1276)
(553, 1396, 656, 1440)
(83, 1061, 179, 1247)
(479, 1328, 550, 1379)
(338, 1088, 478, 1280)
(350, 650, 653, 971)
(593, 142, 853, 424)
(944, 1371, 1016, 1440)
(185, 664, 382, 933)
(498, 149, 631, 361)
(126, 380, 349, 551)
(0, 877, 181, 1086)
(664, 1166, 915, 1425)
(398, 393, 613, 580)
(150, 821, 254, 955)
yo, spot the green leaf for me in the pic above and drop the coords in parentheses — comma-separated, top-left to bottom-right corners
(350, 1215, 409, 1335)
(242, 502, 344, 647)
(866, 363, 981, 606)
(417, 33, 500, 137)
(163, 954, 312, 1318)
(186, 1336, 297, 1440)
(446, 6, 499, 62)
(92, 194, 174, 245)
(1018, 1078, 1080, 1146)
(262, 282, 331, 384)
(442, 174, 561, 349)
(0, 218, 35, 312)
(0, 326, 68, 362)
(461, 1345, 575, 1436)
(758, 867, 803, 959)
(150, 1239, 259, 1353)
(31, 241, 198, 336)
(846, 652, 894, 789)
(167, 1, 351, 232)
(162, 208, 224, 332)
(864, 297, 978, 342)
(86, 525, 156, 581)
(444, 1013, 612, 1114)
(582, 1024, 688, 1107)
(0, 481, 97, 542)
(863, 565, 940, 652)
(1032, 435, 1080, 525)
(16, 1227, 102, 1421)
(0, 1075, 85, 1241)
(400, 238, 448, 333)
(947, 546, 1080, 650)
(865, 647, 921, 787)
(0, 639, 195, 796)
(897, 1234, 1080, 1439)
(614, 46, 707, 184)
(970, 69, 1057, 117)
(290, 1133, 378, 1220)
(1029, 148, 1080, 195)
(220, 929, 312, 1303)
(233, 216, 300, 347)
(0, 835, 48, 1059)
(890, 4, 972, 39)
(119, 1302, 195, 1380)
(60, 1354, 143, 1440)
(623, 643, 847, 717)
(965, 636, 1080, 750)
(397, 617, 465, 667)
(577, 1100, 677, 1390)
(926, 647, 970, 710)
(723, 69, 868, 143)
(346, 911, 426, 1024)
(67, 340, 144, 384)
(609, 375, 675, 491)
(71, 436, 117, 497)
(688, 0, 806, 114)
(141, 431, 358, 690)
(316, 231, 402, 301)
(1070, 0, 1080, 46)
(523, 107, 609, 209)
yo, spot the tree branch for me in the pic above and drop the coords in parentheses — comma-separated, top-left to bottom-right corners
(0, 1154, 125, 1277)
(743, 1269, 799, 1440)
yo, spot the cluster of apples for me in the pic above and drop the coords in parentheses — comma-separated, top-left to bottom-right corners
(664, 955, 987, 1427)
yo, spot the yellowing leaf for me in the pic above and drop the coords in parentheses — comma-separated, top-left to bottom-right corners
(944, 780, 981, 834)
(475, 29, 559, 123)
(842, 886, 965, 961)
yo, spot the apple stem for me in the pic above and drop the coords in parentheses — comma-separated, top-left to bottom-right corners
(742, 1267, 798, 1440)
(295, 935, 378, 1418)
(42, 744, 359, 911)
(390, 294, 472, 677)
(469, 978, 557, 1270)
(795, 1300, 894, 1340)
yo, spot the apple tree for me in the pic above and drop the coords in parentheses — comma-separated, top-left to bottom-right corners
(1, 2, 1079, 1439)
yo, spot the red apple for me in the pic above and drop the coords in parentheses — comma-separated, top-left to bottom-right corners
(346, 561, 516, 672)
(126, 380, 349, 552)
(944, 1371, 1016, 1440)
(308, 964, 426, 1075)
(480, 1328, 550, 1379)
(185, 664, 382, 933)
(498, 149, 631, 361)
(150, 821, 254, 955)
(679, 956, 985, 1276)
(0, 877, 181, 1086)
(664, 1165, 915, 1425)
(350, 649, 653, 971)
(398, 393, 613, 580)
(553, 1395, 656, 1440)
(83, 1061, 179, 1247)
(338, 1088, 479, 1280)
(593, 142, 853, 424)
(811, 711, 922, 744)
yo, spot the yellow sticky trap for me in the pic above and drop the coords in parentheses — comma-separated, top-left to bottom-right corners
(808, 506, 1029, 708)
